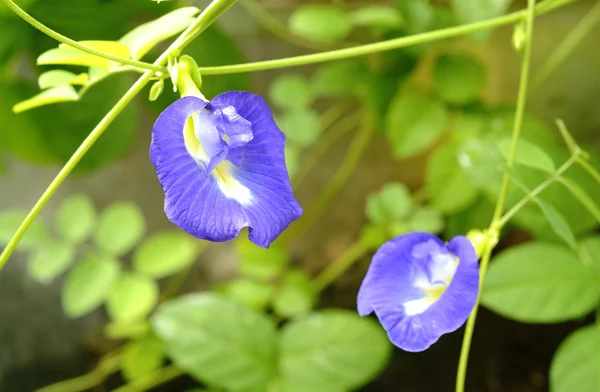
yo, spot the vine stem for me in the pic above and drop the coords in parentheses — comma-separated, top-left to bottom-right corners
(197, 0, 562, 75)
(0, 0, 164, 72)
(455, 0, 537, 390)
(0, 0, 238, 271)
(532, 0, 600, 91)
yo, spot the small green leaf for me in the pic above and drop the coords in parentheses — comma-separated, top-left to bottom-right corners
(235, 239, 287, 280)
(408, 207, 444, 233)
(120, 7, 200, 60)
(105, 320, 150, 340)
(121, 335, 165, 381)
(365, 183, 412, 223)
(550, 325, 600, 392)
(94, 202, 145, 256)
(386, 88, 448, 158)
(37, 41, 131, 68)
(433, 53, 486, 104)
(279, 310, 392, 391)
(559, 177, 600, 224)
(133, 231, 199, 278)
(349, 6, 403, 29)
(0, 211, 52, 250)
(106, 273, 159, 323)
(537, 199, 577, 249)
(272, 269, 315, 318)
(453, 0, 512, 40)
(62, 255, 121, 318)
(152, 294, 277, 391)
(311, 60, 366, 98)
(397, 0, 434, 34)
(224, 278, 274, 310)
(55, 194, 96, 244)
(278, 109, 321, 147)
(578, 236, 600, 273)
(482, 242, 600, 323)
(497, 138, 556, 173)
(28, 242, 75, 282)
(426, 144, 478, 213)
(12, 85, 79, 114)
(269, 74, 312, 110)
(38, 70, 88, 90)
(289, 5, 352, 43)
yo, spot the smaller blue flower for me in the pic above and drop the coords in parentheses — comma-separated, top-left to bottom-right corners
(357, 232, 479, 351)
(150, 92, 302, 248)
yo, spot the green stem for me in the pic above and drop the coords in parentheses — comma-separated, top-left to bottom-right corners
(496, 155, 578, 228)
(197, 0, 561, 75)
(293, 109, 359, 187)
(532, 0, 600, 91)
(111, 365, 184, 392)
(0, 0, 237, 271)
(0, 0, 164, 73)
(35, 351, 121, 392)
(455, 0, 538, 390)
(240, 0, 333, 50)
(282, 113, 373, 244)
(314, 241, 368, 292)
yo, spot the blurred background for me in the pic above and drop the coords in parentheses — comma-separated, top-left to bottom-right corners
(1, 0, 600, 391)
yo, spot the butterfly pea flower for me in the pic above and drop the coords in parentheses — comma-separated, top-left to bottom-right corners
(357, 232, 479, 351)
(150, 88, 302, 248)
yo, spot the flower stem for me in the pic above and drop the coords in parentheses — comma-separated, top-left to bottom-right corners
(0, 0, 238, 271)
(0, 0, 165, 73)
(314, 241, 368, 292)
(455, 0, 538, 390)
(35, 351, 121, 392)
(532, 0, 600, 91)
(198, 0, 562, 75)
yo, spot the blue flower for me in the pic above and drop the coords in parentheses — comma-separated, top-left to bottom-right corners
(357, 232, 479, 351)
(150, 92, 302, 248)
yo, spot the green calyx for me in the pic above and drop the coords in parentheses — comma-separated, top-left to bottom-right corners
(172, 55, 205, 99)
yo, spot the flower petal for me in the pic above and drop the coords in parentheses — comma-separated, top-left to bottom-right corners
(150, 93, 302, 248)
(357, 233, 479, 352)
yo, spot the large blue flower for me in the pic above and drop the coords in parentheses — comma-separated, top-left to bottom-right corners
(150, 92, 302, 248)
(357, 232, 479, 351)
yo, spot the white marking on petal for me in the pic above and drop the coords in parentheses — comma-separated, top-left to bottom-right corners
(213, 162, 253, 206)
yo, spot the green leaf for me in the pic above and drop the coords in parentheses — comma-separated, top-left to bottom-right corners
(105, 320, 150, 340)
(537, 199, 577, 249)
(426, 144, 478, 213)
(133, 231, 199, 278)
(386, 88, 448, 159)
(433, 53, 487, 104)
(224, 278, 274, 310)
(278, 109, 321, 147)
(550, 325, 600, 392)
(457, 138, 503, 191)
(272, 270, 315, 318)
(397, 0, 434, 34)
(285, 145, 300, 179)
(289, 5, 352, 43)
(62, 255, 121, 318)
(349, 6, 403, 29)
(12, 85, 79, 114)
(578, 236, 600, 273)
(55, 194, 96, 244)
(94, 202, 145, 256)
(497, 138, 556, 173)
(279, 310, 391, 391)
(37, 41, 131, 68)
(0, 211, 52, 251)
(152, 294, 277, 390)
(235, 239, 287, 280)
(122, 335, 165, 381)
(38, 70, 88, 90)
(408, 207, 444, 233)
(559, 176, 600, 224)
(453, 0, 512, 40)
(482, 242, 600, 323)
(359, 224, 388, 249)
(28, 242, 75, 282)
(120, 7, 199, 60)
(311, 60, 366, 98)
(269, 74, 312, 110)
(365, 182, 412, 224)
(106, 273, 159, 323)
